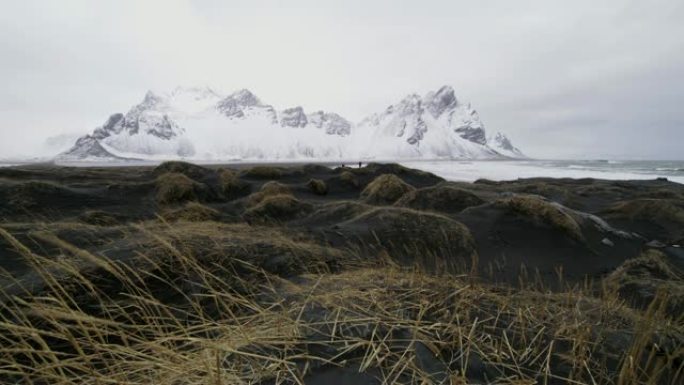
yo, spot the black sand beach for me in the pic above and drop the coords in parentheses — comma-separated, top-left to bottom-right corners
(0, 162, 682, 384)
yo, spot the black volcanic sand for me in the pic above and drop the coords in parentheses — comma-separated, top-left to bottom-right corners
(0, 161, 683, 384)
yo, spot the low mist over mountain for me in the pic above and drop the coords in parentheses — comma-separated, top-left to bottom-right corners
(59, 86, 523, 161)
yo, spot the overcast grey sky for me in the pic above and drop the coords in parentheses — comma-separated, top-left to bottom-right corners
(1, 0, 683, 159)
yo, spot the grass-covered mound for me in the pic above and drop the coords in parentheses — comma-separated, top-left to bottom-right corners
(243, 194, 313, 224)
(605, 250, 684, 318)
(360, 174, 415, 205)
(337, 207, 477, 271)
(298, 200, 373, 226)
(160, 202, 221, 222)
(603, 198, 684, 242)
(395, 184, 485, 214)
(306, 178, 328, 195)
(339, 170, 359, 186)
(155, 172, 208, 205)
(217, 168, 251, 199)
(246, 181, 292, 207)
(494, 195, 583, 241)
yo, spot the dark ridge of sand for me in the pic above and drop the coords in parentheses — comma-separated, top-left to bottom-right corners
(0, 161, 682, 384)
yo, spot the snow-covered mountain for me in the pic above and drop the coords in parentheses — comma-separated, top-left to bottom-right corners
(59, 85, 524, 161)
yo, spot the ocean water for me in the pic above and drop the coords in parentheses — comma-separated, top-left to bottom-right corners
(400, 159, 684, 184)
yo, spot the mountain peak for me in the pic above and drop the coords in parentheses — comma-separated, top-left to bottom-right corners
(489, 132, 525, 158)
(424, 85, 458, 118)
(216, 89, 266, 118)
(230, 89, 261, 106)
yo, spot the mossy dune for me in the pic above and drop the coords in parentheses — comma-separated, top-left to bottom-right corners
(395, 184, 484, 214)
(360, 174, 415, 205)
(243, 194, 313, 224)
(307, 178, 328, 195)
(495, 195, 584, 240)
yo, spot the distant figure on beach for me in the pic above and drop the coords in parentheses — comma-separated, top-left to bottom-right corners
(358, 161, 362, 168)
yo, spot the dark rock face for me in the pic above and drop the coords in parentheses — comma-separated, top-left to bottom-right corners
(92, 113, 125, 139)
(406, 118, 428, 145)
(454, 124, 486, 145)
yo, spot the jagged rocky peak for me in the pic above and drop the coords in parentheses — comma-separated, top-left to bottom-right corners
(490, 132, 525, 157)
(216, 89, 265, 118)
(229, 89, 261, 106)
(424, 85, 458, 118)
(61, 136, 118, 160)
(308, 111, 352, 136)
(280, 106, 308, 128)
(424, 85, 487, 145)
